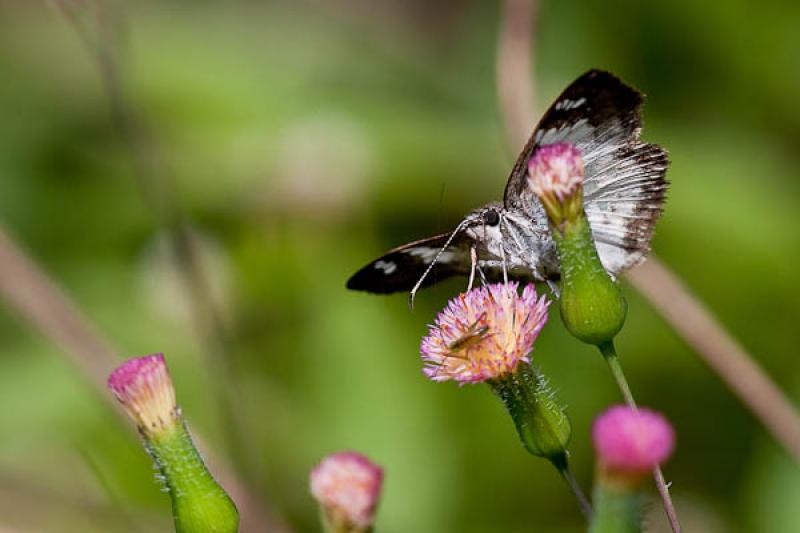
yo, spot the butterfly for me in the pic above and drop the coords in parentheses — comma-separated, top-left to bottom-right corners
(346, 70, 669, 304)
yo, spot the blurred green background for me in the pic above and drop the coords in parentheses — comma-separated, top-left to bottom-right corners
(0, 1, 798, 531)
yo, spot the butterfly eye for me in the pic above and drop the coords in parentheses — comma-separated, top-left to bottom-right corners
(483, 209, 500, 226)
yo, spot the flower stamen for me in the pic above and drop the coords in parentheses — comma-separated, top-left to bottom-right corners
(420, 282, 549, 384)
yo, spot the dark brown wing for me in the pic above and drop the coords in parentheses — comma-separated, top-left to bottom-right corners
(504, 69, 668, 274)
(346, 233, 472, 294)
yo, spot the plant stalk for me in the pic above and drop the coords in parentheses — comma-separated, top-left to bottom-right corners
(599, 342, 681, 533)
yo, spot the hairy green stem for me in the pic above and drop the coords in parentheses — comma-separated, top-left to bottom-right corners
(491, 365, 592, 519)
(147, 422, 239, 533)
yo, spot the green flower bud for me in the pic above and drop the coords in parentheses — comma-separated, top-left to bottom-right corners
(555, 217, 627, 346)
(489, 363, 571, 464)
(108, 354, 239, 533)
(589, 405, 677, 533)
(527, 142, 627, 346)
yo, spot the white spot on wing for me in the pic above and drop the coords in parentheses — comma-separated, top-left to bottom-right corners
(374, 260, 397, 274)
(407, 247, 456, 263)
(554, 97, 587, 111)
(534, 118, 592, 145)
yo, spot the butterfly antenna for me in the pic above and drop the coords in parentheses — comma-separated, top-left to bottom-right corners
(408, 220, 469, 309)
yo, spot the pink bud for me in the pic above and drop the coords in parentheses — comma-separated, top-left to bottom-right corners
(527, 143, 585, 201)
(310, 451, 384, 530)
(107, 353, 178, 436)
(593, 405, 675, 474)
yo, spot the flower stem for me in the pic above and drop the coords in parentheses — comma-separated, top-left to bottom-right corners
(589, 482, 643, 533)
(599, 342, 635, 407)
(551, 453, 593, 519)
(599, 342, 682, 533)
(147, 421, 239, 533)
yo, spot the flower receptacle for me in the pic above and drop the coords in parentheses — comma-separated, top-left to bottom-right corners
(148, 423, 239, 533)
(490, 364, 571, 463)
(555, 217, 627, 346)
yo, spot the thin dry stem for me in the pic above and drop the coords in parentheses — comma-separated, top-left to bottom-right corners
(0, 226, 289, 532)
(0, 228, 114, 395)
(497, 0, 537, 151)
(628, 257, 800, 461)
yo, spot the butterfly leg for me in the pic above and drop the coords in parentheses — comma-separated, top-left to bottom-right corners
(467, 246, 477, 291)
(547, 279, 561, 299)
(476, 263, 488, 286)
(499, 245, 509, 284)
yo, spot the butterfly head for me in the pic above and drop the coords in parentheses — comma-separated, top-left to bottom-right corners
(462, 202, 507, 257)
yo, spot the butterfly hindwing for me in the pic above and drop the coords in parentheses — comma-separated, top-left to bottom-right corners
(504, 69, 669, 274)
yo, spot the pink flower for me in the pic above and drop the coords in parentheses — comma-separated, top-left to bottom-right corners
(420, 282, 549, 383)
(527, 143, 585, 226)
(593, 405, 675, 475)
(310, 452, 384, 530)
(107, 353, 178, 437)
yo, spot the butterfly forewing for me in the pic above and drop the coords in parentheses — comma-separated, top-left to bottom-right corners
(346, 233, 472, 294)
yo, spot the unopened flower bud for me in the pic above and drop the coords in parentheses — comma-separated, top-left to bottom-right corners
(310, 452, 384, 533)
(593, 405, 675, 486)
(528, 143, 585, 229)
(108, 353, 179, 438)
(528, 142, 627, 346)
(491, 363, 572, 464)
(108, 354, 239, 533)
(556, 218, 628, 345)
(589, 406, 675, 533)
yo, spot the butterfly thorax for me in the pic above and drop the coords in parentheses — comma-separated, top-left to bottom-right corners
(464, 201, 559, 282)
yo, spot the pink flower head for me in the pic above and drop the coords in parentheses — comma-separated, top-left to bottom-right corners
(420, 282, 549, 384)
(310, 451, 384, 530)
(527, 143, 585, 225)
(593, 405, 675, 477)
(107, 353, 178, 437)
